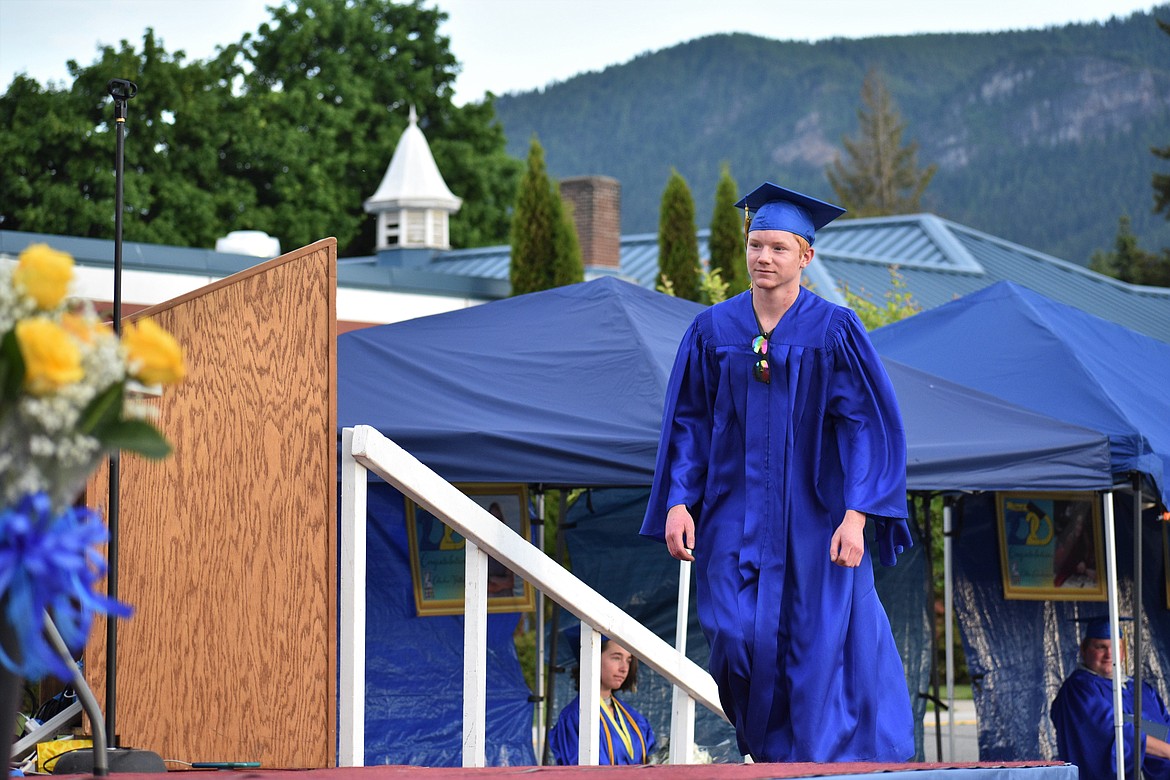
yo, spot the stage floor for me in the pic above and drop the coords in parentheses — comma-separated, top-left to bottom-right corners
(149, 761, 1076, 780)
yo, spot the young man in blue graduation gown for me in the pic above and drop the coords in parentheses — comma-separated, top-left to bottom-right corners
(641, 182, 915, 763)
(1051, 618, 1170, 780)
(548, 637, 657, 765)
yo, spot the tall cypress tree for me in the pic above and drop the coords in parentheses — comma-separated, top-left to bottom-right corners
(510, 136, 558, 295)
(658, 169, 701, 302)
(549, 195, 585, 288)
(826, 68, 937, 217)
(709, 163, 747, 295)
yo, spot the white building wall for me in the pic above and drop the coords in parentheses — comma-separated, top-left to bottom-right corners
(71, 266, 482, 326)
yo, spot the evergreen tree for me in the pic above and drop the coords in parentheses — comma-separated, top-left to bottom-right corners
(826, 69, 937, 218)
(1152, 19, 1170, 227)
(1090, 215, 1170, 287)
(510, 136, 559, 295)
(658, 169, 701, 302)
(549, 196, 585, 288)
(709, 163, 747, 294)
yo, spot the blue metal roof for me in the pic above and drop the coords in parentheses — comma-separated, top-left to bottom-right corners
(5, 211, 1168, 343)
(814, 216, 1170, 344)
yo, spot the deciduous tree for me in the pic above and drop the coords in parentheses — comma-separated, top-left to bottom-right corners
(840, 266, 920, 330)
(0, 1, 520, 256)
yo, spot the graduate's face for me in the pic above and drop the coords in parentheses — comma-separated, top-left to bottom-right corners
(1082, 638, 1114, 677)
(746, 229, 813, 290)
(600, 642, 633, 696)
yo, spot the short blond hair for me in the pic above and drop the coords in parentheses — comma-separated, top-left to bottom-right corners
(744, 220, 811, 257)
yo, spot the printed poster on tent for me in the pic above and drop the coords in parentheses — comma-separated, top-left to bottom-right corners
(1164, 520, 1169, 610)
(996, 491, 1106, 601)
(405, 483, 536, 616)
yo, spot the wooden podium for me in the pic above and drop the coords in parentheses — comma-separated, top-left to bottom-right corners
(86, 239, 338, 768)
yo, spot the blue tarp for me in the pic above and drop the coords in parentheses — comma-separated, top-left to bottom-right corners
(360, 484, 535, 767)
(946, 492, 1170, 761)
(870, 280, 1170, 760)
(336, 278, 1117, 765)
(546, 486, 931, 763)
(887, 359, 1111, 492)
(871, 280, 1170, 507)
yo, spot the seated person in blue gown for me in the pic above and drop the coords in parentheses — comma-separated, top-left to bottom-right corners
(548, 634, 657, 765)
(1051, 617, 1170, 780)
(641, 182, 915, 763)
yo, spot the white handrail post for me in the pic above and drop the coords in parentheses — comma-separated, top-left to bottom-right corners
(347, 426, 727, 764)
(579, 623, 602, 765)
(534, 489, 546, 764)
(1103, 491, 1125, 780)
(338, 427, 367, 767)
(463, 540, 488, 767)
(670, 559, 695, 764)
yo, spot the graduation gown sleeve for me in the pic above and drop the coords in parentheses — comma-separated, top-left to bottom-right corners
(641, 317, 713, 540)
(548, 697, 583, 766)
(1052, 669, 1170, 780)
(826, 309, 913, 565)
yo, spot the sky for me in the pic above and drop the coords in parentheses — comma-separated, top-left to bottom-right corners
(0, 0, 1164, 104)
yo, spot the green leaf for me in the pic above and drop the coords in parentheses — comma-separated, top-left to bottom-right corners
(0, 329, 25, 403)
(98, 419, 173, 460)
(78, 382, 124, 436)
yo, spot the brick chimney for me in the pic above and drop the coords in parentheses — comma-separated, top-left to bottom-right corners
(559, 176, 620, 269)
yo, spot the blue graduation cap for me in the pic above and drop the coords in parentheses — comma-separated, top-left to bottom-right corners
(1073, 615, 1132, 640)
(563, 623, 609, 649)
(734, 181, 846, 246)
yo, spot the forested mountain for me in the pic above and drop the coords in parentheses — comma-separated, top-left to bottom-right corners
(494, 7, 1170, 266)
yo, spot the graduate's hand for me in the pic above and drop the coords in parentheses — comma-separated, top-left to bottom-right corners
(665, 504, 696, 561)
(829, 509, 867, 567)
(1147, 734, 1170, 760)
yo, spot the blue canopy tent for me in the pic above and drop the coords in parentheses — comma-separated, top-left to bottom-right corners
(871, 280, 1170, 507)
(889, 359, 1111, 492)
(339, 277, 704, 487)
(339, 278, 1111, 492)
(337, 278, 1113, 764)
(870, 280, 1170, 762)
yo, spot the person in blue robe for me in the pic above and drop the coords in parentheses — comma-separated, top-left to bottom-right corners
(640, 182, 914, 763)
(1051, 618, 1170, 780)
(548, 636, 657, 765)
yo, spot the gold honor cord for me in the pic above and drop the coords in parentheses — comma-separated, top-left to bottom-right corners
(599, 698, 648, 764)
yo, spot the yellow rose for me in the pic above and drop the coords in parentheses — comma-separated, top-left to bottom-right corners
(123, 318, 186, 386)
(13, 244, 74, 310)
(16, 317, 84, 395)
(61, 312, 111, 345)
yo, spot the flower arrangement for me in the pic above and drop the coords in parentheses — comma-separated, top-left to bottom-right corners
(0, 243, 185, 679)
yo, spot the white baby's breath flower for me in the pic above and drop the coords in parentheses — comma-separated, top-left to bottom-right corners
(2, 246, 183, 510)
(0, 261, 36, 324)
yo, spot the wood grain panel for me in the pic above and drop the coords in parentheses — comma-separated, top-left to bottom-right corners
(86, 239, 337, 767)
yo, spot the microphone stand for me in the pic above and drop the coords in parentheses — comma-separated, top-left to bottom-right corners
(105, 76, 137, 752)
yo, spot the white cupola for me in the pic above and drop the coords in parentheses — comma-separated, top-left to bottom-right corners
(363, 106, 462, 252)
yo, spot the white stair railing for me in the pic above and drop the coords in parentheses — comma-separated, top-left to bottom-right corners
(339, 425, 724, 768)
